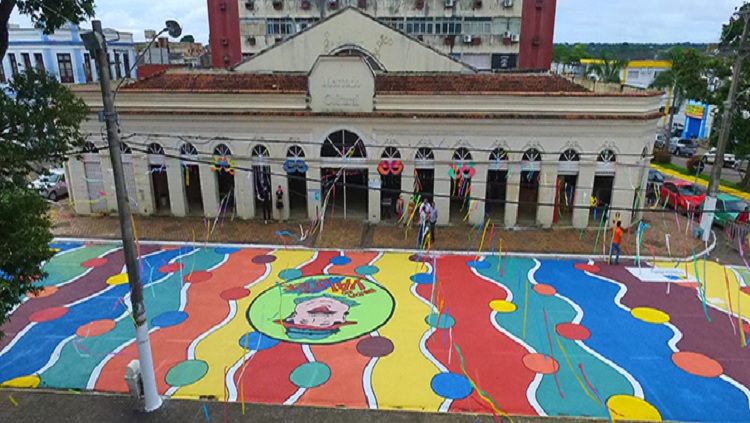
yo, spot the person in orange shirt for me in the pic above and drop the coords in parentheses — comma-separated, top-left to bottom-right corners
(609, 220, 624, 265)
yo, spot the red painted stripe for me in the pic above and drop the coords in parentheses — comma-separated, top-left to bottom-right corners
(301, 251, 337, 276)
(416, 256, 536, 415)
(296, 337, 370, 407)
(235, 341, 307, 404)
(95, 249, 268, 392)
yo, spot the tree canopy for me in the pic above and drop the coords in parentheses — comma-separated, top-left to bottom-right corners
(0, 69, 89, 336)
(588, 53, 625, 84)
(180, 35, 195, 43)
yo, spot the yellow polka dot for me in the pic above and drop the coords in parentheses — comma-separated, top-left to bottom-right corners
(607, 395, 662, 422)
(106, 273, 129, 285)
(49, 248, 61, 253)
(631, 307, 670, 324)
(489, 300, 517, 313)
(1, 375, 40, 388)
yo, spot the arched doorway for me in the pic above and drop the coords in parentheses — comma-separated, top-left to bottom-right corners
(285, 145, 308, 218)
(486, 148, 508, 220)
(450, 147, 473, 222)
(592, 149, 616, 221)
(82, 142, 107, 213)
(252, 145, 271, 219)
(556, 148, 580, 226)
(320, 130, 368, 220)
(180, 142, 203, 215)
(415, 147, 435, 197)
(519, 148, 542, 224)
(379, 147, 402, 220)
(213, 143, 235, 216)
(147, 143, 169, 213)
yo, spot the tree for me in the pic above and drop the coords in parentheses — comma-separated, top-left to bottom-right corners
(649, 47, 709, 139)
(0, 0, 95, 60)
(588, 53, 625, 83)
(180, 34, 195, 43)
(0, 68, 89, 337)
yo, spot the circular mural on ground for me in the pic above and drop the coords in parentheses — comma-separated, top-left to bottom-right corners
(246, 274, 395, 345)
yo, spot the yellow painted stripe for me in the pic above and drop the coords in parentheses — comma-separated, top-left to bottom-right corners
(650, 164, 750, 201)
(370, 253, 444, 411)
(173, 250, 315, 399)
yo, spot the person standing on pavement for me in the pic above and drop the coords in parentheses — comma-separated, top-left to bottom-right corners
(737, 206, 749, 226)
(417, 198, 432, 247)
(429, 198, 438, 242)
(609, 220, 624, 265)
(260, 186, 272, 224)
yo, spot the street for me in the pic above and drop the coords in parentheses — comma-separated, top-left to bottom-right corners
(671, 155, 745, 184)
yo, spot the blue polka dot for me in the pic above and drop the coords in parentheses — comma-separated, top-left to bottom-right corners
(467, 260, 490, 269)
(431, 373, 473, 399)
(330, 256, 352, 265)
(279, 269, 303, 281)
(215, 247, 240, 255)
(355, 265, 380, 276)
(410, 273, 435, 284)
(425, 313, 455, 329)
(151, 311, 188, 328)
(238, 332, 279, 351)
(665, 275, 681, 281)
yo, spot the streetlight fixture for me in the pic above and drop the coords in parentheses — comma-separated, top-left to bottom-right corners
(80, 18, 180, 412)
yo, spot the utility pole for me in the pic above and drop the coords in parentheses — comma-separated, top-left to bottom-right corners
(699, 8, 750, 241)
(89, 20, 162, 411)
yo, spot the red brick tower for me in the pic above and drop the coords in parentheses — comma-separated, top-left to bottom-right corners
(208, 0, 242, 68)
(519, 0, 557, 70)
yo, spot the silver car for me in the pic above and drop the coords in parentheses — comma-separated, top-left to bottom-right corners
(668, 138, 697, 157)
(30, 169, 68, 201)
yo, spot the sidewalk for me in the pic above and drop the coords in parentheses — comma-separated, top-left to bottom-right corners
(51, 203, 704, 258)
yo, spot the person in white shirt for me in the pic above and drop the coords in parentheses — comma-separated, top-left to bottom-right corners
(429, 199, 438, 242)
(417, 198, 432, 247)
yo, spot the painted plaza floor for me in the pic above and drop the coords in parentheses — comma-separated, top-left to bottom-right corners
(1, 241, 750, 422)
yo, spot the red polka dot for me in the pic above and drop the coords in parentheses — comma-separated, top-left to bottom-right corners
(81, 258, 108, 268)
(183, 271, 212, 283)
(677, 282, 700, 289)
(162, 246, 181, 251)
(159, 263, 183, 273)
(29, 307, 68, 323)
(740, 287, 750, 295)
(533, 284, 557, 296)
(220, 287, 251, 301)
(672, 351, 723, 378)
(76, 319, 116, 338)
(556, 323, 591, 341)
(574, 263, 600, 273)
(522, 353, 559, 374)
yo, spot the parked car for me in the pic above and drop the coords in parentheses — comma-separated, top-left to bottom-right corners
(698, 194, 748, 227)
(668, 138, 697, 157)
(646, 169, 665, 205)
(654, 134, 666, 149)
(702, 147, 736, 167)
(29, 169, 67, 201)
(734, 155, 750, 172)
(659, 181, 705, 211)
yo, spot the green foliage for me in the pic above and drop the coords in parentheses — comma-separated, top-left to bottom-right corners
(589, 53, 625, 83)
(180, 35, 195, 43)
(553, 43, 711, 62)
(686, 155, 703, 174)
(552, 43, 589, 64)
(653, 148, 672, 164)
(0, 69, 89, 337)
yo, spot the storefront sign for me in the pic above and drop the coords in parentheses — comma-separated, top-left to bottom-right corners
(685, 104, 705, 119)
(309, 56, 374, 113)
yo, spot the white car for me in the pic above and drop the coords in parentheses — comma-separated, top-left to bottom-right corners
(29, 169, 68, 201)
(702, 147, 736, 167)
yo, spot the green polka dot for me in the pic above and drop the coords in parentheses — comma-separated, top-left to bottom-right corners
(165, 360, 208, 387)
(289, 362, 331, 388)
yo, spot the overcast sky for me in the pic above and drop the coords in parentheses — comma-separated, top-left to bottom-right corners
(8, 0, 746, 44)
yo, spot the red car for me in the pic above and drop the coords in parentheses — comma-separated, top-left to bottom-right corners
(659, 181, 705, 211)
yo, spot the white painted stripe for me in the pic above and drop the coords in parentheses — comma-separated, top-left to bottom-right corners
(721, 374, 750, 410)
(0, 324, 36, 357)
(33, 334, 76, 376)
(86, 326, 158, 390)
(283, 345, 316, 405)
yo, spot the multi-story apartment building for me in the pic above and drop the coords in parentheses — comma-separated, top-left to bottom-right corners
(208, 0, 556, 71)
(1, 23, 136, 84)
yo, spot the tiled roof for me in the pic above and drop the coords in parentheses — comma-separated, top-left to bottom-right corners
(125, 71, 308, 93)
(375, 73, 590, 94)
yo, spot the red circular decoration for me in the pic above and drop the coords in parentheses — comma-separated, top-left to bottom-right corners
(183, 271, 212, 283)
(29, 307, 69, 323)
(220, 287, 251, 301)
(574, 263, 600, 273)
(740, 287, 750, 295)
(390, 160, 404, 175)
(159, 263, 184, 273)
(377, 161, 390, 176)
(672, 351, 723, 378)
(556, 323, 591, 341)
(533, 284, 557, 296)
(81, 258, 108, 268)
(76, 319, 116, 338)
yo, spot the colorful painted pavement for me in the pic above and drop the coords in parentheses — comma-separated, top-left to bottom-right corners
(1, 241, 750, 422)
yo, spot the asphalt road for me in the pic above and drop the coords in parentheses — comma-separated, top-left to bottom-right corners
(671, 154, 745, 184)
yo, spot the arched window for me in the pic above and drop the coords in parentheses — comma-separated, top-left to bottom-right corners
(251, 145, 269, 158)
(332, 45, 384, 71)
(560, 149, 580, 161)
(523, 148, 542, 162)
(213, 143, 232, 157)
(321, 130, 367, 158)
(416, 147, 434, 161)
(598, 149, 617, 163)
(180, 142, 198, 156)
(490, 148, 508, 161)
(381, 146, 401, 159)
(287, 145, 305, 158)
(452, 147, 472, 162)
(120, 142, 132, 154)
(147, 143, 165, 155)
(83, 142, 99, 153)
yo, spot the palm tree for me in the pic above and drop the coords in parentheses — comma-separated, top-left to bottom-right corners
(589, 53, 625, 84)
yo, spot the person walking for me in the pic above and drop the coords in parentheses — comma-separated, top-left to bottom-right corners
(276, 185, 284, 211)
(429, 199, 438, 242)
(417, 198, 432, 248)
(609, 220, 624, 265)
(260, 187, 272, 224)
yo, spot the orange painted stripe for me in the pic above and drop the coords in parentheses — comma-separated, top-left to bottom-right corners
(295, 337, 370, 407)
(95, 249, 267, 392)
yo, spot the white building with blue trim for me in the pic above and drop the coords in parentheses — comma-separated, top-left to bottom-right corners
(1, 23, 136, 84)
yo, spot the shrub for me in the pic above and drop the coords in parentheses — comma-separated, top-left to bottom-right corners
(686, 155, 704, 174)
(653, 148, 672, 164)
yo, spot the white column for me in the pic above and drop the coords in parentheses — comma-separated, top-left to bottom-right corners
(504, 157, 521, 227)
(633, 159, 650, 223)
(573, 162, 596, 229)
(234, 161, 255, 219)
(611, 163, 639, 228)
(469, 164, 488, 225)
(166, 163, 187, 217)
(368, 165, 381, 224)
(434, 171, 450, 225)
(131, 155, 154, 215)
(99, 152, 117, 214)
(66, 158, 91, 215)
(199, 163, 219, 218)
(536, 162, 558, 228)
(271, 164, 289, 221)
(308, 176, 321, 221)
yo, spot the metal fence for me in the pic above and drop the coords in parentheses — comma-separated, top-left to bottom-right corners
(725, 220, 750, 253)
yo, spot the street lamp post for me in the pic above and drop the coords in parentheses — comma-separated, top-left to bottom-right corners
(699, 8, 750, 241)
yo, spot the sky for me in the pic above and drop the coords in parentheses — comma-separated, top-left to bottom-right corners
(7, 0, 746, 44)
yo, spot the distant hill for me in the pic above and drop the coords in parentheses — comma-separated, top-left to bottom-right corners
(554, 43, 712, 61)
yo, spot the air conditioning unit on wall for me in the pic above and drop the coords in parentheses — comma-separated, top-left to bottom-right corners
(244, 0, 254, 10)
(462, 34, 473, 44)
(510, 34, 520, 43)
(445, 0, 455, 8)
(503, 0, 514, 7)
